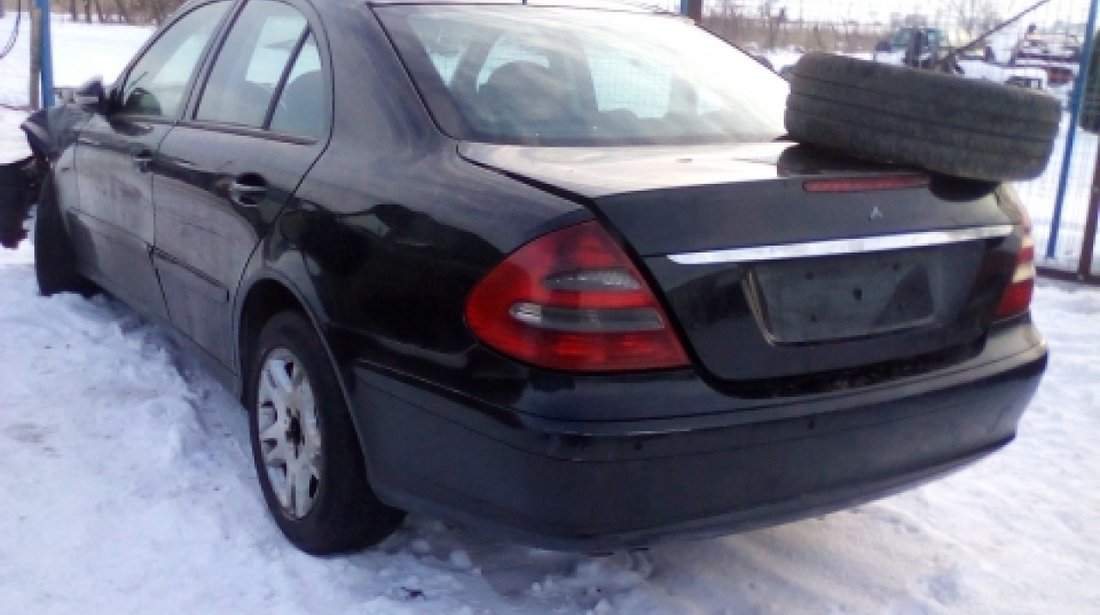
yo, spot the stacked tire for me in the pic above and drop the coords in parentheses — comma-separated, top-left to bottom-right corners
(785, 53, 1062, 182)
(1082, 41, 1100, 134)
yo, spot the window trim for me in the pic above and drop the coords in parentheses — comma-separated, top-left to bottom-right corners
(173, 119, 318, 144)
(263, 27, 311, 129)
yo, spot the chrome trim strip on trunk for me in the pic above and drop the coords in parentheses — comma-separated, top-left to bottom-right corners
(667, 225, 1014, 265)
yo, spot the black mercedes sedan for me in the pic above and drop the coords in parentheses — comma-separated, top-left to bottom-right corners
(27, 0, 1046, 553)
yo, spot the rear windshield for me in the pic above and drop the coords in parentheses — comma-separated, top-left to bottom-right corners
(376, 6, 788, 146)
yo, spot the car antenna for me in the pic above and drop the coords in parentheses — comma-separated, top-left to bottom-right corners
(937, 0, 1051, 72)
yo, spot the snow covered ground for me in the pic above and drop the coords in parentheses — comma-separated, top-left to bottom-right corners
(2, 14, 1100, 615)
(0, 13, 150, 112)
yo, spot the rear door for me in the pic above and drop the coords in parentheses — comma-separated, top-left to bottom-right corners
(153, 0, 330, 366)
(72, 0, 230, 318)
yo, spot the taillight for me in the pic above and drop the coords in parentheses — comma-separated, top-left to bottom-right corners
(465, 221, 689, 372)
(994, 206, 1035, 321)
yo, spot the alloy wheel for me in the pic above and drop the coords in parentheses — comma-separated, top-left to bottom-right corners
(255, 347, 322, 519)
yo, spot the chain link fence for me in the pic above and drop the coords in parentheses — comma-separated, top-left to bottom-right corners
(695, 0, 1100, 281)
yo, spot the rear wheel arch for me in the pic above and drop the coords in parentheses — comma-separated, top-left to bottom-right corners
(235, 276, 354, 418)
(238, 278, 308, 383)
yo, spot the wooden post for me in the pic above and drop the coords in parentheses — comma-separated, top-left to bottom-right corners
(1078, 151, 1100, 280)
(29, 4, 41, 110)
(687, 0, 703, 23)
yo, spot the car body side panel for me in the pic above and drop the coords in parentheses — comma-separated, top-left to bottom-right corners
(256, 2, 587, 369)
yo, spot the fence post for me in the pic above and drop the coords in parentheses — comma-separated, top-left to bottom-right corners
(38, 0, 55, 107)
(1046, 0, 1100, 260)
(681, 0, 701, 23)
(1079, 151, 1100, 278)
(29, 3, 40, 109)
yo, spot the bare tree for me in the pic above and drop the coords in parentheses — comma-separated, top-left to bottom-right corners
(113, 0, 132, 23)
(705, 0, 748, 45)
(759, 1, 786, 49)
(944, 0, 1004, 35)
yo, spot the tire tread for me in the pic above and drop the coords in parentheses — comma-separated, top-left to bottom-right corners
(785, 53, 1061, 181)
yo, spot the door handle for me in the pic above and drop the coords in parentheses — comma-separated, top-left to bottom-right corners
(228, 174, 267, 207)
(132, 149, 154, 172)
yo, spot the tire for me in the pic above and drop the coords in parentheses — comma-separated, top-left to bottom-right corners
(34, 174, 97, 297)
(1083, 43, 1100, 134)
(785, 53, 1062, 181)
(246, 311, 404, 554)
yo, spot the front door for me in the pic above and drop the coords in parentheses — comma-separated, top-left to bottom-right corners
(71, 0, 231, 318)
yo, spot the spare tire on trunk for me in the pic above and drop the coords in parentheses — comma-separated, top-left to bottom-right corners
(1082, 39, 1100, 134)
(785, 53, 1061, 181)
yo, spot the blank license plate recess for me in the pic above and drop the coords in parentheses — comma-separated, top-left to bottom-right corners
(747, 243, 980, 344)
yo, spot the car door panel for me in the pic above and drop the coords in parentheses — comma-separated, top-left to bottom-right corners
(154, 126, 323, 366)
(72, 117, 170, 317)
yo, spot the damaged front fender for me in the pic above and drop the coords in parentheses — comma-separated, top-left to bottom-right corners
(0, 156, 43, 249)
(0, 105, 94, 249)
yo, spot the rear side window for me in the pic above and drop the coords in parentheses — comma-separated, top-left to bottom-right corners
(118, 1, 229, 118)
(269, 34, 326, 139)
(196, 0, 308, 128)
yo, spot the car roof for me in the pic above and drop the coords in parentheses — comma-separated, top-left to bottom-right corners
(364, 0, 670, 14)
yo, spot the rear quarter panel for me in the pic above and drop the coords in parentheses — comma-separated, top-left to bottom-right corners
(236, 1, 586, 382)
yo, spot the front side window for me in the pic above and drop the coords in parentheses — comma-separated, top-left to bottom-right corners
(196, 0, 309, 128)
(119, 1, 230, 117)
(378, 6, 788, 146)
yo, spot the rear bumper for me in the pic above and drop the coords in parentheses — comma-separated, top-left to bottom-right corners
(348, 328, 1046, 551)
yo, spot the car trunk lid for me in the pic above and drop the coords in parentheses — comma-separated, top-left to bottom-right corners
(460, 141, 1021, 383)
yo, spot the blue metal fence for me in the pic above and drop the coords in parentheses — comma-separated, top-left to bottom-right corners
(1019, 0, 1100, 280)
